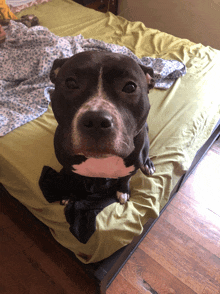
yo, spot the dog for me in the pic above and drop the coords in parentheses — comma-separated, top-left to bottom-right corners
(49, 51, 155, 205)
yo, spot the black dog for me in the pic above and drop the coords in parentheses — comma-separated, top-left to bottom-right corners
(49, 51, 155, 205)
(39, 51, 156, 243)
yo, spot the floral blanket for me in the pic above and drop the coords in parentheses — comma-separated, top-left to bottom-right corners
(0, 21, 186, 136)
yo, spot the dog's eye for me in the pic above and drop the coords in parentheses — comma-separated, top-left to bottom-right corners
(65, 77, 79, 89)
(122, 82, 137, 93)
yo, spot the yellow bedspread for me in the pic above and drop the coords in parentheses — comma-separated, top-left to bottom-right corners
(1, 0, 220, 263)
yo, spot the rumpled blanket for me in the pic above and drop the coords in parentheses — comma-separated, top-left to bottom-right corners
(0, 21, 186, 136)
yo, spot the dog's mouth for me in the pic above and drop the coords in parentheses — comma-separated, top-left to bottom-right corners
(77, 152, 114, 159)
(73, 134, 135, 160)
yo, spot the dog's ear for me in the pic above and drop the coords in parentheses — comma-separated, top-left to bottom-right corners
(139, 65, 155, 93)
(50, 58, 69, 84)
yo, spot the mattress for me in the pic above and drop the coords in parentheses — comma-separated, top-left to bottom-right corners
(1, 0, 220, 264)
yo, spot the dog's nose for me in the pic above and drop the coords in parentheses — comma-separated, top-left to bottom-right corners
(79, 111, 113, 135)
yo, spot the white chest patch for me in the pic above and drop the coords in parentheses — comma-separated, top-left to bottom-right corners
(72, 156, 135, 178)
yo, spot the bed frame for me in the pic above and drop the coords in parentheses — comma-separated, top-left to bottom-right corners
(1, 121, 220, 294)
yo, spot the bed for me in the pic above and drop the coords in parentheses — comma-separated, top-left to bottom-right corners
(1, 0, 220, 293)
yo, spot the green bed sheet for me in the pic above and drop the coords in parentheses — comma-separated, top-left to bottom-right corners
(1, 0, 220, 263)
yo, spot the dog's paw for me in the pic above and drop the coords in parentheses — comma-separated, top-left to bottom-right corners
(141, 158, 155, 176)
(61, 199, 69, 205)
(116, 191, 130, 205)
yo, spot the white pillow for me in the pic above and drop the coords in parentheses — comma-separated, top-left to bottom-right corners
(6, 0, 34, 6)
(6, 0, 51, 13)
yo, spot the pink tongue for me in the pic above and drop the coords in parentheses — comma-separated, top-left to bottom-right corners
(72, 156, 134, 178)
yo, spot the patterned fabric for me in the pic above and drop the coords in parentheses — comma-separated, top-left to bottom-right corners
(0, 25, 6, 42)
(0, 21, 186, 136)
(0, 0, 17, 19)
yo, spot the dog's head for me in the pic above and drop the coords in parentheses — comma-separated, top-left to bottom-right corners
(50, 51, 154, 167)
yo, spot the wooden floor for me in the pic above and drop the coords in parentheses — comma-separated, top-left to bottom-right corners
(0, 137, 220, 294)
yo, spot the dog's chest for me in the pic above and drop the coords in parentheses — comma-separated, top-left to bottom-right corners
(72, 156, 135, 178)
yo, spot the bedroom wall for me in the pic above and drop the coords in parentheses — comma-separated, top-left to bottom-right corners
(118, 0, 220, 50)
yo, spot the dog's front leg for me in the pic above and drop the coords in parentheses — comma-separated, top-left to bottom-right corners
(116, 175, 132, 205)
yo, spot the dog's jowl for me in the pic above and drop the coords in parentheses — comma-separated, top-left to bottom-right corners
(50, 51, 155, 204)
